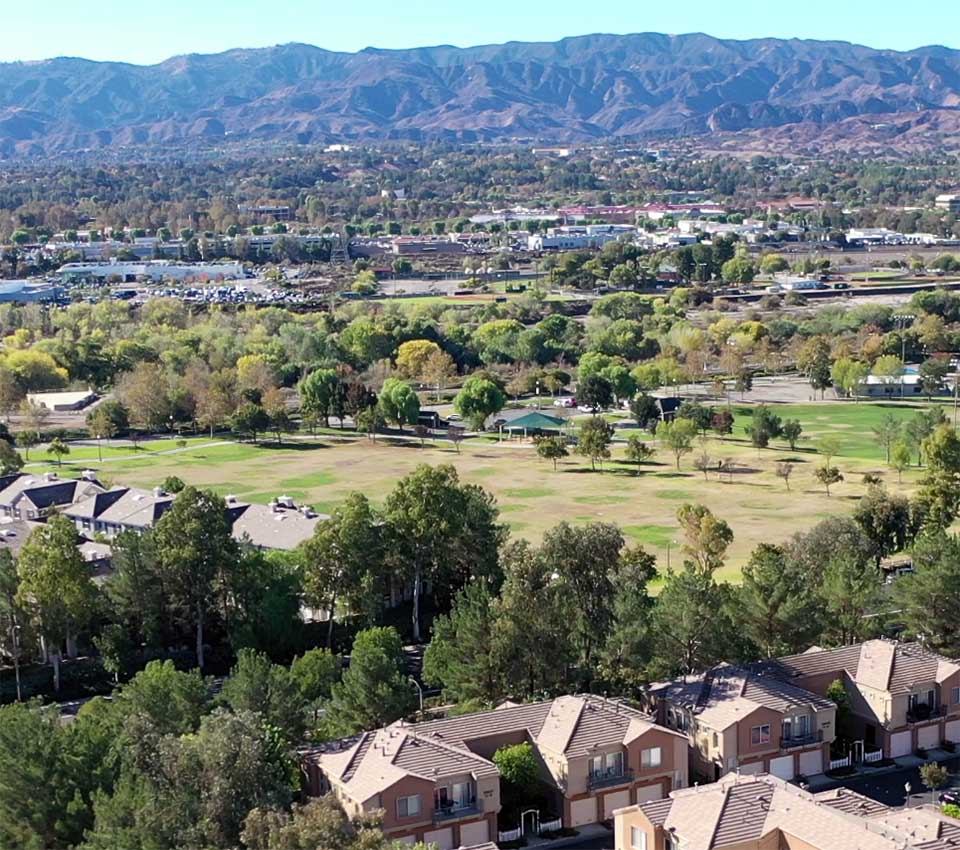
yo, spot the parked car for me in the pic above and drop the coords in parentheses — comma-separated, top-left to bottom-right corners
(832, 282, 851, 290)
(939, 790, 960, 805)
(553, 397, 577, 408)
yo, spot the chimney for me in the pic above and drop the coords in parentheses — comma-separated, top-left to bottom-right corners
(152, 486, 165, 498)
(225, 494, 237, 504)
(43, 471, 58, 482)
(81, 469, 97, 481)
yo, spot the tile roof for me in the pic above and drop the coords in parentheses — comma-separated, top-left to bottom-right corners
(628, 774, 960, 850)
(0, 474, 103, 511)
(768, 641, 960, 695)
(229, 502, 326, 550)
(651, 665, 832, 730)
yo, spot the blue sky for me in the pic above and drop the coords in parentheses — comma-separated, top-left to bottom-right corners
(4, 0, 958, 64)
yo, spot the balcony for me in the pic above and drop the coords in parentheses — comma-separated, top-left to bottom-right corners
(780, 729, 823, 750)
(907, 704, 947, 724)
(588, 768, 635, 790)
(434, 803, 480, 822)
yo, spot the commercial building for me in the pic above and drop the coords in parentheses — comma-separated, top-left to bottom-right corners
(0, 281, 61, 303)
(26, 390, 97, 412)
(57, 260, 245, 283)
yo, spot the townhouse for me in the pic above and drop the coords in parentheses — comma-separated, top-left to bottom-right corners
(759, 639, 960, 760)
(303, 695, 689, 848)
(614, 772, 960, 850)
(645, 664, 835, 783)
(0, 471, 104, 521)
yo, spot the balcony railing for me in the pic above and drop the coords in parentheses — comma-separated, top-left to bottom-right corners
(907, 704, 947, 724)
(588, 768, 635, 790)
(434, 803, 480, 822)
(780, 729, 823, 750)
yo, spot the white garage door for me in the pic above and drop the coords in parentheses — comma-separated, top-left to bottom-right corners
(459, 820, 489, 847)
(424, 827, 454, 850)
(603, 789, 631, 819)
(769, 755, 795, 781)
(890, 731, 913, 758)
(738, 761, 764, 776)
(946, 720, 960, 743)
(634, 783, 664, 804)
(798, 749, 823, 777)
(395, 837, 416, 845)
(569, 797, 598, 827)
(918, 724, 941, 750)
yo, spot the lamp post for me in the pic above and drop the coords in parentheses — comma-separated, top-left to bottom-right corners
(96, 434, 102, 463)
(892, 314, 915, 398)
(409, 676, 424, 714)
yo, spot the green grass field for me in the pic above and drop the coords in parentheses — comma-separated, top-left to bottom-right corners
(19, 401, 934, 582)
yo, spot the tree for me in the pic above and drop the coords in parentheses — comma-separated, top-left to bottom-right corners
(263, 387, 293, 443)
(16, 516, 97, 691)
(117, 660, 209, 737)
(94, 623, 132, 683)
(657, 418, 697, 470)
(798, 336, 833, 398)
(290, 649, 341, 720)
(649, 563, 739, 677)
(892, 440, 912, 483)
(677, 504, 733, 574)
(906, 407, 946, 465)
(677, 401, 713, 436)
(895, 530, 960, 655)
(378, 377, 420, 431)
(302, 492, 384, 646)
(423, 580, 503, 704)
(355, 404, 386, 442)
(396, 339, 442, 380)
(298, 368, 340, 428)
(736, 543, 820, 658)
(493, 742, 540, 797)
(577, 417, 614, 471)
(827, 679, 851, 737)
(46, 436, 69, 467)
(831, 357, 868, 400)
(86, 404, 124, 461)
(915, 423, 960, 529)
(453, 376, 506, 431)
(221, 648, 305, 742)
(711, 409, 734, 440)
(384, 465, 504, 641)
(0, 439, 23, 475)
(781, 419, 803, 450)
(919, 358, 949, 400)
(152, 487, 238, 669)
(422, 348, 457, 402)
(624, 433, 654, 475)
(115, 362, 174, 432)
(231, 401, 270, 443)
(0, 550, 24, 701)
(721, 253, 755, 285)
(535, 435, 569, 471)
(872, 413, 902, 464)
(447, 424, 465, 453)
(327, 627, 416, 735)
(873, 354, 905, 394)
(815, 465, 843, 496)
(818, 434, 843, 466)
(921, 762, 950, 803)
(774, 461, 794, 490)
(853, 486, 914, 563)
(748, 404, 782, 449)
(630, 393, 660, 433)
(577, 375, 614, 412)
(15, 430, 37, 461)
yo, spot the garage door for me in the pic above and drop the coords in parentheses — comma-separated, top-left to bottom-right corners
(634, 783, 664, 804)
(946, 721, 960, 743)
(569, 797, 598, 827)
(395, 837, 416, 845)
(459, 820, 489, 847)
(918, 724, 941, 750)
(798, 749, 823, 777)
(738, 761, 764, 776)
(424, 827, 454, 850)
(603, 790, 631, 819)
(769, 755, 795, 781)
(890, 731, 913, 758)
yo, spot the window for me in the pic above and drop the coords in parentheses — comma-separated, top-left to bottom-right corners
(712, 732, 719, 748)
(630, 827, 647, 850)
(750, 724, 770, 746)
(397, 795, 421, 818)
(607, 751, 624, 775)
(641, 747, 662, 769)
(952, 687, 960, 705)
(590, 755, 604, 776)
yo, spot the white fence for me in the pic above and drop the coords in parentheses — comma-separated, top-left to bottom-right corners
(829, 755, 851, 770)
(540, 818, 563, 834)
(498, 829, 521, 843)
(863, 750, 884, 763)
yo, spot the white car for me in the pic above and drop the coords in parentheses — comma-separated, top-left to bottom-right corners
(553, 397, 576, 408)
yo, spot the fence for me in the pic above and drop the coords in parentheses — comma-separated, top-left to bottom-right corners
(829, 755, 852, 770)
(540, 818, 563, 834)
(863, 749, 884, 764)
(498, 828, 521, 843)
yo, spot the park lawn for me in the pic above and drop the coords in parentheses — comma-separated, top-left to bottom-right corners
(21, 436, 230, 466)
(24, 413, 924, 582)
(727, 401, 945, 461)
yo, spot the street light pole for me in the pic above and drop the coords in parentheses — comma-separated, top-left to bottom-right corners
(409, 676, 424, 714)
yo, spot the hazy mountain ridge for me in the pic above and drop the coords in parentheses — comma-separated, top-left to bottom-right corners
(1, 33, 960, 154)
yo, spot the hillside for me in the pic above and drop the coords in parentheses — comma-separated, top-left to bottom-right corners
(2, 33, 960, 154)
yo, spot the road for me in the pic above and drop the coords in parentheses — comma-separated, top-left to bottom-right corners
(828, 756, 960, 807)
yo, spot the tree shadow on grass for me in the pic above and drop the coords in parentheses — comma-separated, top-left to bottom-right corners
(254, 440, 332, 451)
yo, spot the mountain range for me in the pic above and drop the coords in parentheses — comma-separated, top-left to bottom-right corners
(2, 33, 960, 155)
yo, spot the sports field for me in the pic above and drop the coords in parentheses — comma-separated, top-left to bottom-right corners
(20, 401, 936, 582)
